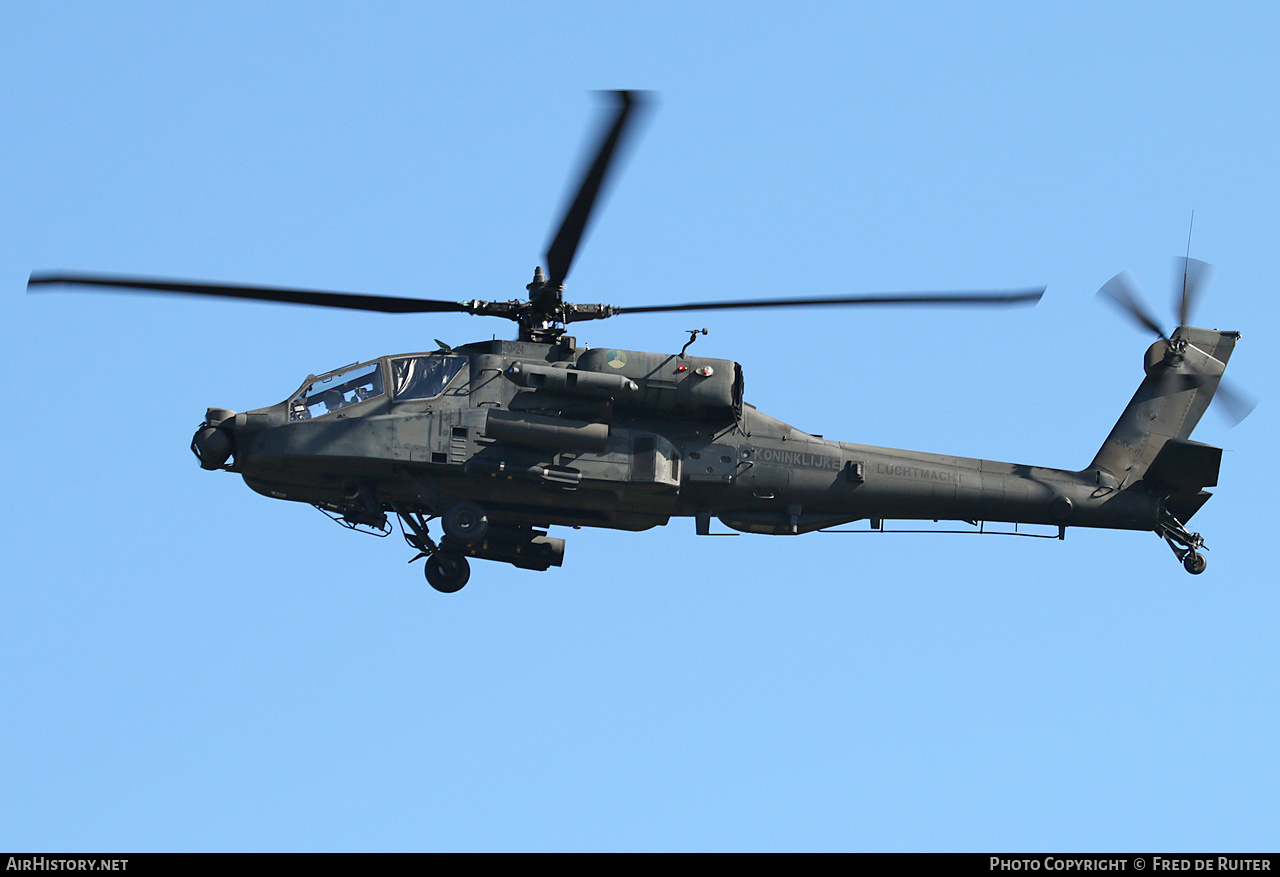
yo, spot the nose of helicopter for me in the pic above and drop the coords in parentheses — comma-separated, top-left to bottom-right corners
(190, 407, 237, 470)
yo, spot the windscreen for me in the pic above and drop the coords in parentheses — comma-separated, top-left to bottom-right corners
(288, 361, 384, 421)
(392, 355, 467, 401)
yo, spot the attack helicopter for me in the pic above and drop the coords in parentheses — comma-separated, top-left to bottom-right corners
(29, 91, 1247, 592)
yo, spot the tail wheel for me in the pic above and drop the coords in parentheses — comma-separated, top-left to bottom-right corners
(425, 553, 471, 593)
(1183, 552, 1207, 575)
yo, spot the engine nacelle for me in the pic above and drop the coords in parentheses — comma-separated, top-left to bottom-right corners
(576, 348, 742, 417)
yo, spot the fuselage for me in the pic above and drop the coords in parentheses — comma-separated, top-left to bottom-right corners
(196, 338, 1160, 540)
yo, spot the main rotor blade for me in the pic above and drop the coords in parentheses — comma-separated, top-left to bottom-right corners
(1098, 270, 1167, 339)
(1174, 256, 1215, 327)
(544, 90, 649, 287)
(27, 272, 472, 315)
(612, 288, 1045, 316)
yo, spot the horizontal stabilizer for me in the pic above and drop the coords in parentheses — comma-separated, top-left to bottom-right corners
(1166, 489, 1213, 524)
(1144, 438, 1221, 492)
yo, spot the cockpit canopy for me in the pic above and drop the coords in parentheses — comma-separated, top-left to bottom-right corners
(288, 354, 468, 421)
(391, 355, 467, 400)
(289, 361, 383, 421)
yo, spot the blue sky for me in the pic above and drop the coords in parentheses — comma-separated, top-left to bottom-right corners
(3, 1, 1278, 852)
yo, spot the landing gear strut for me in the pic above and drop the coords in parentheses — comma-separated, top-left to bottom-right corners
(392, 498, 563, 590)
(395, 505, 474, 593)
(1158, 509, 1208, 576)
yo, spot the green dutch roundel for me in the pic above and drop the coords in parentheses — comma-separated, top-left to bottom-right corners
(605, 350, 627, 369)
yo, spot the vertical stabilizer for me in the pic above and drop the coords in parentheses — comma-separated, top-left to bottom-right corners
(1090, 326, 1238, 487)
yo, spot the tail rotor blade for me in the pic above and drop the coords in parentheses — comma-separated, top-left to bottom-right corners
(1098, 270, 1167, 339)
(1211, 377, 1257, 427)
(1174, 256, 1216, 327)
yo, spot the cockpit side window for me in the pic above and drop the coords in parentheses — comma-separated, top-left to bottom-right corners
(391, 355, 467, 401)
(289, 361, 384, 421)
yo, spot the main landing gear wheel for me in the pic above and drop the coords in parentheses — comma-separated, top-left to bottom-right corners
(425, 553, 471, 593)
(1183, 552, 1207, 575)
(442, 500, 489, 544)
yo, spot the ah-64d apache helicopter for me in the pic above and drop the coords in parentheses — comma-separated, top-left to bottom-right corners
(30, 92, 1250, 592)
